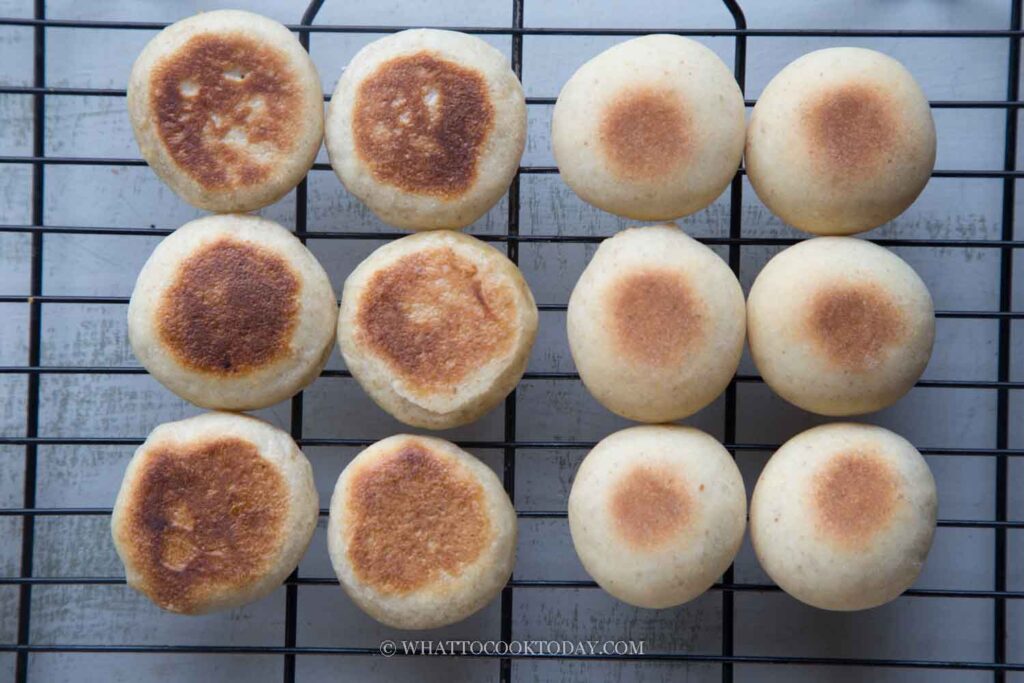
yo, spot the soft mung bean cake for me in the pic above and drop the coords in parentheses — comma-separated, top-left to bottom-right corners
(746, 47, 936, 235)
(746, 237, 934, 416)
(128, 214, 338, 411)
(569, 425, 747, 609)
(750, 423, 937, 611)
(567, 224, 746, 422)
(325, 29, 526, 230)
(328, 434, 517, 629)
(111, 412, 319, 615)
(337, 230, 537, 429)
(552, 35, 745, 221)
(128, 10, 324, 212)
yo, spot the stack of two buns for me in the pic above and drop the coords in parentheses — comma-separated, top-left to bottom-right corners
(325, 27, 536, 429)
(554, 35, 748, 422)
(117, 210, 334, 613)
(323, 197, 536, 628)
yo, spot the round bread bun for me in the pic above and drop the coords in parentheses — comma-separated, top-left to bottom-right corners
(551, 35, 745, 221)
(747, 237, 934, 416)
(128, 214, 338, 411)
(325, 29, 526, 230)
(128, 10, 324, 213)
(111, 412, 319, 614)
(567, 224, 746, 422)
(746, 47, 936, 235)
(750, 423, 937, 610)
(338, 230, 537, 430)
(568, 425, 746, 609)
(328, 434, 516, 629)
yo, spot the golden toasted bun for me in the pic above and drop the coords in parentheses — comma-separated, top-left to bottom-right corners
(747, 237, 934, 416)
(111, 412, 318, 614)
(128, 214, 338, 411)
(569, 425, 746, 608)
(128, 10, 324, 212)
(327, 434, 516, 629)
(567, 224, 746, 422)
(750, 423, 937, 610)
(552, 35, 745, 221)
(746, 47, 936, 235)
(338, 230, 537, 429)
(325, 29, 526, 230)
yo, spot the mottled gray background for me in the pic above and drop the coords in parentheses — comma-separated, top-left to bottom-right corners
(1, 0, 1023, 681)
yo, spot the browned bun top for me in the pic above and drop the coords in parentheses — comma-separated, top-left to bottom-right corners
(355, 247, 517, 393)
(122, 437, 287, 613)
(353, 51, 495, 197)
(599, 87, 690, 180)
(813, 451, 900, 549)
(345, 439, 491, 594)
(804, 83, 898, 179)
(608, 268, 705, 366)
(610, 463, 691, 550)
(150, 33, 304, 190)
(157, 238, 300, 375)
(803, 281, 905, 372)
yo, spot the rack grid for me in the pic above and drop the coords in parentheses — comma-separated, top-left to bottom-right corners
(0, 0, 1022, 681)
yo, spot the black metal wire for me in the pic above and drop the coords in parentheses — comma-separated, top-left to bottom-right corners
(0, 642, 1022, 672)
(2, 16, 1024, 38)
(282, 5, 325, 681)
(994, 3, 1021, 681)
(720, 2, 746, 680)
(2, 155, 1023, 180)
(2, 436, 1023, 458)
(14, 2, 45, 681)
(4, 223, 1024, 249)
(1, 0, 1021, 678)
(499, 2, 525, 681)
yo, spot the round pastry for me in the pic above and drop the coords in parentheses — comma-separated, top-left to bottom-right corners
(750, 422, 937, 610)
(128, 214, 338, 411)
(128, 9, 324, 212)
(568, 425, 746, 608)
(746, 47, 936, 235)
(325, 29, 526, 230)
(337, 230, 537, 429)
(567, 223, 745, 422)
(747, 237, 934, 416)
(551, 34, 745, 221)
(328, 434, 516, 629)
(111, 412, 319, 614)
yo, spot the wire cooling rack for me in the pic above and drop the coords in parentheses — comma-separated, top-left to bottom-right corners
(0, 0, 1022, 681)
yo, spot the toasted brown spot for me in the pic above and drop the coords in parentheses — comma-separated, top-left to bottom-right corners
(356, 247, 516, 394)
(599, 88, 689, 180)
(805, 84, 896, 177)
(150, 33, 303, 190)
(124, 437, 287, 613)
(806, 282, 904, 371)
(610, 269, 705, 366)
(157, 238, 300, 375)
(346, 442, 491, 594)
(353, 52, 494, 197)
(611, 464, 691, 550)
(813, 451, 899, 549)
